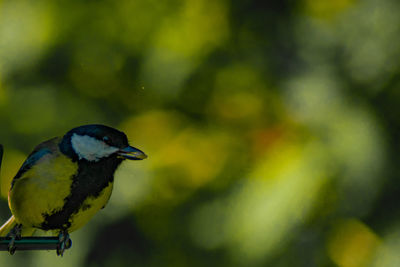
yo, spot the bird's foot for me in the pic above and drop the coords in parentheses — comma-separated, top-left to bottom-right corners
(56, 230, 72, 256)
(7, 224, 22, 255)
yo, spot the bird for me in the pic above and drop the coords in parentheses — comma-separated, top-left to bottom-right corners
(0, 124, 147, 255)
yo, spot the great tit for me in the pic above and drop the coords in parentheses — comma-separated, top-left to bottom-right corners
(0, 124, 147, 255)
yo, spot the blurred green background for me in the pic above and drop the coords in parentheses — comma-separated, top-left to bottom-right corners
(0, 0, 399, 266)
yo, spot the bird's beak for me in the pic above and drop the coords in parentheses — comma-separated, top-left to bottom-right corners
(118, 146, 147, 160)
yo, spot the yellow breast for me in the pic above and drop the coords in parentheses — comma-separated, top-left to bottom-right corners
(67, 182, 113, 232)
(9, 153, 77, 228)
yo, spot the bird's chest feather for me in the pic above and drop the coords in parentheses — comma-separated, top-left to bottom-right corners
(9, 154, 78, 227)
(40, 157, 121, 231)
(10, 154, 121, 232)
(67, 182, 113, 232)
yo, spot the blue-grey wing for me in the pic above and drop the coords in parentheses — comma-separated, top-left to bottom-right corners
(11, 137, 59, 189)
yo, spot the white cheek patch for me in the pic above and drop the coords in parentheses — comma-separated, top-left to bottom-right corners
(71, 134, 119, 162)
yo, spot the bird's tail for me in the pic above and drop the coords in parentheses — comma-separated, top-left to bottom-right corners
(0, 147, 14, 237)
(0, 216, 36, 236)
(0, 215, 16, 236)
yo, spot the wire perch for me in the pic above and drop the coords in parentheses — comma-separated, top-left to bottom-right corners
(0, 236, 71, 252)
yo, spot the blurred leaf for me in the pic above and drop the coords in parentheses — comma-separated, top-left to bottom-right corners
(327, 219, 380, 267)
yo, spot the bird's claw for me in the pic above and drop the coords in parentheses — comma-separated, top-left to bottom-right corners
(8, 239, 16, 255)
(57, 230, 72, 256)
(7, 224, 22, 255)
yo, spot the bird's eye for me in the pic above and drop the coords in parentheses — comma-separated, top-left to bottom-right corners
(103, 136, 110, 143)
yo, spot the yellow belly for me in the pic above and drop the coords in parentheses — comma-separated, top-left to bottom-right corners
(9, 152, 114, 233)
(67, 182, 113, 232)
(9, 153, 77, 228)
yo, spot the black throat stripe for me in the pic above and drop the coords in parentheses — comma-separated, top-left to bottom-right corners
(40, 156, 123, 230)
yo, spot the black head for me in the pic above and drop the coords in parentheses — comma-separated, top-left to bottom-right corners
(60, 124, 147, 162)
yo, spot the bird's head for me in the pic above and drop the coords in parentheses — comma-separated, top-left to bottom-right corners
(60, 124, 147, 162)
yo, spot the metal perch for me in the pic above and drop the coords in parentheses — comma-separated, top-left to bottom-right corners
(0, 236, 71, 251)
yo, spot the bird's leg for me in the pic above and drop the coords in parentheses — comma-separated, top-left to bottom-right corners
(56, 229, 72, 256)
(7, 224, 22, 255)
